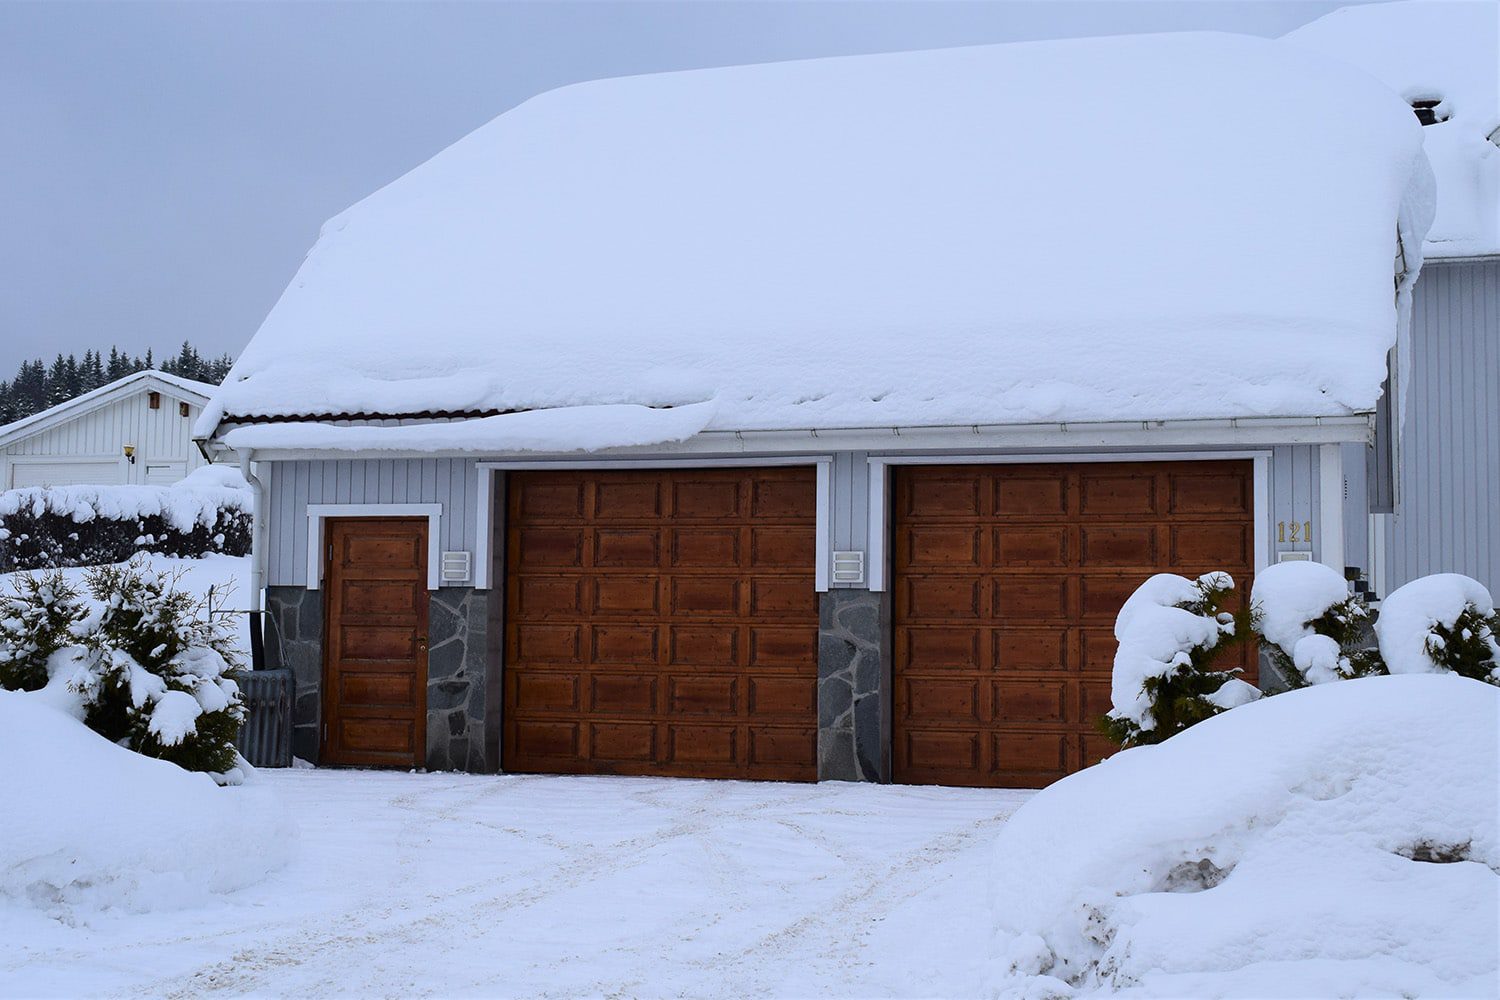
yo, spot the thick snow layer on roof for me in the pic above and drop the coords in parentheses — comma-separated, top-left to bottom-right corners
(1285, 0, 1500, 256)
(204, 31, 1432, 449)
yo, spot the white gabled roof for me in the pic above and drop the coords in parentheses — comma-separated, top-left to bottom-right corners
(0, 370, 217, 450)
(203, 31, 1433, 455)
(1285, 0, 1500, 257)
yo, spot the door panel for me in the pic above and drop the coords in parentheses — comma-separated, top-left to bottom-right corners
(322, 517, 428, 768)
(893, 461, 1255, 788)
(504, 468, 818, 781)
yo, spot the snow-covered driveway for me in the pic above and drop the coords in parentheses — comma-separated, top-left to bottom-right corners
(4, 771, 1030, 998)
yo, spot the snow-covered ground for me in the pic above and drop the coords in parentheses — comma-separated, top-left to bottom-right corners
(0, 772, 1029, 998)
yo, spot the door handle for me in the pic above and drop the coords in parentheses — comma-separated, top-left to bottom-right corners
(416, 635, 428, 652)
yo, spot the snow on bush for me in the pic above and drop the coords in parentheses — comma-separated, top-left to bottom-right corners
(1251, 560, 1383, 687)
(0, 571, 87, 692)
(1377, 574, 1500, 685)
(0, 561, 246, 779)
(0, 477, 251, 572)
(0, 691, 290, 915)
(991, 674, 1499, 998)
(1103, 572, 1257, 747)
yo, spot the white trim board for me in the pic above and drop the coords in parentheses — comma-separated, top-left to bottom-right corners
(1318, 443, 1346, 573)
(216, 413, 1375, 464)
(305, 503, 443, 591)
(476, 456, 834, 592)
(865, 450, 1274, 591)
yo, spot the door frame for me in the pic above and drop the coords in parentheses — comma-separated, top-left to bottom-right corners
(306, 502, 444, 590)
(319, 514, 431, 768)
(866, 451, 1272, 591)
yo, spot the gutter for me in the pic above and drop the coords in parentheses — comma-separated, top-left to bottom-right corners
(237, 449, 268, 671)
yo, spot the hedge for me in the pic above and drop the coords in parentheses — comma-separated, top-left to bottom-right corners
(0, 483, 250, 572)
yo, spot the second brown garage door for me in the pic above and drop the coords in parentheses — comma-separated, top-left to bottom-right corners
(503, 467, 820, 781)
(893, 460, 1256, 788)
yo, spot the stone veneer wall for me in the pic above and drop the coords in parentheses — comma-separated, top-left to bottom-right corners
(264, 585, 324, 764)
(264, 584, 495, 772)
(426, 587, 495, 772)
(817, 590, 890, 782)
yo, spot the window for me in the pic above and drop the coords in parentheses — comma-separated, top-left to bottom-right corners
(1410, 99, 1449, 126)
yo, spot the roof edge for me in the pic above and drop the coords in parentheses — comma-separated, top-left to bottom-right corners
(0, 370, 217, 449)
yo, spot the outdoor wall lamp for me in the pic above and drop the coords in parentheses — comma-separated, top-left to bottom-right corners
(122, 445, 136, 464)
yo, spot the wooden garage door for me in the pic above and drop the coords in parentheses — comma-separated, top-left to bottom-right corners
(893, 461, 1255, 788)
(322, 517, 429, 768)
(503, 467, 819, 781)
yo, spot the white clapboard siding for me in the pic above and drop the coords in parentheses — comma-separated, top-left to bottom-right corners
(2, 384, 210, 488)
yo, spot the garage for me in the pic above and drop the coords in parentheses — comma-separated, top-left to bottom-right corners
(503, 467, 820, 781)
(892, 460, 1256, 788)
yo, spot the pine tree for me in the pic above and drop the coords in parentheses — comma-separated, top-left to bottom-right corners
(80, 349, 105, 392)
(45, 354, 71, 406)
(106, 346, 127, 382)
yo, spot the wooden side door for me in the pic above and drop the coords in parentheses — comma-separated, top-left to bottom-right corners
(322, 517, 429, 768)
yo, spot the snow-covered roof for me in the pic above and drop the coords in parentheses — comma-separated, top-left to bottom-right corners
(1284, 0, 1499, 258)
(0, 370, 217, 449)
(203, 31, 1432, 454)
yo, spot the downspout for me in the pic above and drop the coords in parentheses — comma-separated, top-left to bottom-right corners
(237, 449, 268, 671)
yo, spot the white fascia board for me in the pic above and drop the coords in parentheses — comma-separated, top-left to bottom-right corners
(231, 413, 1375, 463)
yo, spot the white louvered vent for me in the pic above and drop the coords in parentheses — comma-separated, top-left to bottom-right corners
(832, 550, 865, 585)
(441, 550, 472, 583)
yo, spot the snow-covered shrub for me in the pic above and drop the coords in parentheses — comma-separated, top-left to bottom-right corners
(1103, 572, 1257, 747)
(1251, 560, 1383, 688)
(66, 561, 245, 777)
(0, 480, 250, 572)
(1377, 574, 1500, 686)
(0, 569, 88, 692)
(991, 675, 1499, 998)
(1, 690, 290, 914)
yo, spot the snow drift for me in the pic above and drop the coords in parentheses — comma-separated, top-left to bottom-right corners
(1285, 0, 1499, 256)
(0, 691, 291, 915)
(200, 30, 1432, 451)
(990, 674, 1499, 998)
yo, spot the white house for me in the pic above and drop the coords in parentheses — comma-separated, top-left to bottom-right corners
(0, 370, 219, 489)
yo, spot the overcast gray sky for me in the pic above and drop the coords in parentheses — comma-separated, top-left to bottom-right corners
(1, 0, 1373, 376)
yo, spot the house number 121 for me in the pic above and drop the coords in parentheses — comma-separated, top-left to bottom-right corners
(1277, 521, 1313, 543)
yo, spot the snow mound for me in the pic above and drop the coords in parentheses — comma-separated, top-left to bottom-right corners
(1250, 560, 1350, 654)
(1377, 573, 1500, 678)
(990, 675, 1500, 998)
(1285, 0, 1499, 256)
(201, 31, 1431, 445)
(0, 691, 292, 915)
(174, 464, 250, 491)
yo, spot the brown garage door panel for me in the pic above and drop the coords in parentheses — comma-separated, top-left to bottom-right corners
(893, 461, 1256, 788)
(503, 468, 819, 781)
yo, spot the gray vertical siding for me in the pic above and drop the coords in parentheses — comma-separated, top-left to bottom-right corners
(1356, 261, 1499, 592)
(265, 458, 480, 586)
(264, 445, 1327, 588)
